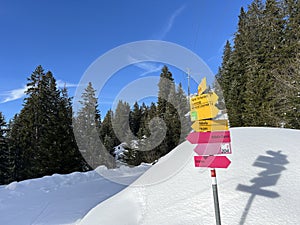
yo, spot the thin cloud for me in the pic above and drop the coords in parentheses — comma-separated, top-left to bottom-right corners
(0, 86, 27, 103)
(0, 80, 78, 104)
(157, 5, 186, 40)
(127, 56, 162, 76)
(135, 62, 162, 76)
(56, 80, 78, 88)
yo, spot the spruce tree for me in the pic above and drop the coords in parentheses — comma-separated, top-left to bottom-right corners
(129, 102, 142, 136)
(9, 66, 87, 181)
(157, 65, 174, 118)
(216, 40, 233, 112)
(225, 7, 249, 127)
(0, 112, 13, 184)
(99, 109, 119, 156)
(74, 82, 115, 169)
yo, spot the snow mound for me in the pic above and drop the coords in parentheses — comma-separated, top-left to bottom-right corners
(0, 164, 150, 225)
(79, 127, 300, 225)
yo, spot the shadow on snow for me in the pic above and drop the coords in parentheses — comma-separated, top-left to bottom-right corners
(236, 150, 289, 225)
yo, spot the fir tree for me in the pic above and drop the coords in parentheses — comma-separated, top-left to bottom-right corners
(129, 102, 142, 136)
(74, 82, 115, 169)
(0, 112, 13, 184)
(9, 66, 87, 181)
(99, 110, 119, 156)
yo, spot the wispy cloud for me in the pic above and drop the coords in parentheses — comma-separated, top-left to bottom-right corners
(0, 86, 27, 103)
(127, 56, 162, 76)
(156, 5, 186, 40)
(135, 62, 162, 76)
(56, 80, 78, 88)
(0, 80, 78, 104)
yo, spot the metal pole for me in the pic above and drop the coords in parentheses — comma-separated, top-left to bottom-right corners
(186, 68, 191, 98)
(211, 169, 221, 225)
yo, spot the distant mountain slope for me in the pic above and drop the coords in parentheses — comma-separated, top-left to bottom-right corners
(79, 127, 300, 225)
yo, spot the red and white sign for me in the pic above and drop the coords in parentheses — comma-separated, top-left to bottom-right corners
(186, 131, 231, 144)
(194, 156, 231, 168)
(194, 143, 232, 155)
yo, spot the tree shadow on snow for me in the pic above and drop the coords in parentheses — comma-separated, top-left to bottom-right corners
(236, 150, 289, 225)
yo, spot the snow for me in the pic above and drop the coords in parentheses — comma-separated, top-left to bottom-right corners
(1, 127, 300, 225)
(0, 165, 150, 225)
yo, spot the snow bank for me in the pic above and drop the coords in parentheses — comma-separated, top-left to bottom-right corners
(79, 127, 300, 225)
(0, 164, 150, 225)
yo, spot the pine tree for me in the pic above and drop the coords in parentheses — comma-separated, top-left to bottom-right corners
(281, 0, 300, 128)
(224, 7, 249, 127)
(112, 100, 132, 144)
(9, 66, 88, 181)
(0, 112, 13, 184)
(129, 102, 142, 136)
(56, 86, 88, 173)
(175, 83, 190, 143)
(157, 65, 174, 118)
(74, 82, 115, 169)
(99, 109, 119, 156)
(216, 40, 233, 112)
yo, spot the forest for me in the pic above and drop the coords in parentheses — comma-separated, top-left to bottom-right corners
(0, 0, 299, 184)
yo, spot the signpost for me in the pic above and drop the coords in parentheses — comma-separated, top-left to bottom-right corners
(191, 120, 228, 132)
(190, 92, 219, 109)
(198, 77, 207, 95)
(194, 143, 231, 155)
(186, 131, 231, 144)
(186, 77, 232, 225)
(190, 105, 219, 121)
(194, 155, 231, 168)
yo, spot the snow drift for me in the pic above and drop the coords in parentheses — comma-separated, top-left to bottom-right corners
(1, 127, 299, 225)
(80, 127, 300, 225)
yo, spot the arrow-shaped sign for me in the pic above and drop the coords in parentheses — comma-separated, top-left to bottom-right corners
(190, 92, 218, 110)
(194, 143, 232, 155)
(190, 104, 219, 121)
(186, 131, 231, 144)
(191, 119, 229, 132)
(194, 155, 231, 168)
(198, 77, 207, 95)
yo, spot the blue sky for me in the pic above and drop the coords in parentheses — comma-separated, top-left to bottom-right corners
(0, 0, 253, 120)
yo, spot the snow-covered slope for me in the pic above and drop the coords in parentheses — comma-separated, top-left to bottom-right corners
(80, 127, 300, 225)
(1, 127, 299, 225)
(0, 164, 150, 225)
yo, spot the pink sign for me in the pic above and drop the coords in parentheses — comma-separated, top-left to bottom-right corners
(186, 131, 231, 144)
(194, 143, 232, 155)
(194, 156, 231, 168)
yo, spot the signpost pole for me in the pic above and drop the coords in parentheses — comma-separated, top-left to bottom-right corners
(211, 169, 221, 225)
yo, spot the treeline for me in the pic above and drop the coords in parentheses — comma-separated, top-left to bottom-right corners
(217, 0, 300, 128)
(0, 65, 190, 185)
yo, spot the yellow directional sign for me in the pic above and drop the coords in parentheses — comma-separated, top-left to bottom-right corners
(191, 119, 229, 132)
(198, 77, 207, 95)
(190, 92, 219, 111)
(190, 105, 219, 121)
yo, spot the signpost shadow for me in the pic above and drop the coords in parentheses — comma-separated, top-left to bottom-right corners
(236, 150, 289, 225)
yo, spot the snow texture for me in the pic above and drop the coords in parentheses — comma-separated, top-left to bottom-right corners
(1, 127, 299, 225)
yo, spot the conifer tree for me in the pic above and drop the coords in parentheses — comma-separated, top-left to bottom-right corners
(216, 40, 232, 112)
(224, 7, 249, 127)
(9, 66, 87, 181)
(129, 102, 142, 136)
(0, 112, 13, 184)
(74, 82, 115, 169)
(157, 65, 174, 118)
(99, 109, 119, 156)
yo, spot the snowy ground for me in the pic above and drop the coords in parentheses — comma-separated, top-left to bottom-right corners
(0, 164, 150, 225)
(1, 127, 300, 225)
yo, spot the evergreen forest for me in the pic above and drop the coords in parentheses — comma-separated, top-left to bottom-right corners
(0, 0, 299, 185)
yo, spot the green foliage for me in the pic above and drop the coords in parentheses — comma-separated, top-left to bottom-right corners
(8, 66, 87, 182)
(0, 112, 14, 184)
(74, 82, 115, 169)
(218, 0, 300, 129)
